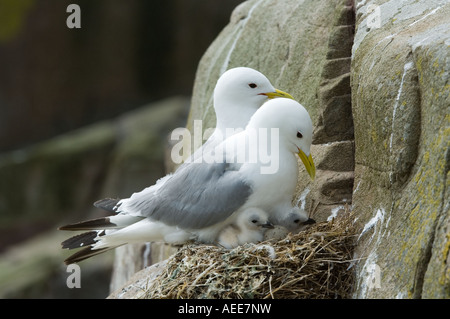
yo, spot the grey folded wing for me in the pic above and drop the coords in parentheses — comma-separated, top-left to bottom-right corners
(119, 161, 253, 230)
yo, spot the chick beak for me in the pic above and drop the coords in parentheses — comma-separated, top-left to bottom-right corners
(303, 218, 316, 225)
(262, 222, 274, 229)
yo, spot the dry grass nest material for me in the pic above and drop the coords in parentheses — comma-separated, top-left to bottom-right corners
(144, 210, 357, 299)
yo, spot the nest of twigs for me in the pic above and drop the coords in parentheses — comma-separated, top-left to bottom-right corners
(143, 209, 357, 299)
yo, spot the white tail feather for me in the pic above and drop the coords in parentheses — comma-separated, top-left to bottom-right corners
(92, 219, 192, 249)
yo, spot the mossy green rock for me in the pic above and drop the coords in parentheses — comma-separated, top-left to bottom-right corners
(351, 0, 449, 298)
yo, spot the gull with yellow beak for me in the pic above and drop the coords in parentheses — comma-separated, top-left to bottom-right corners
(60, 97, 315, 263)
(134, 66, 295, 192)
(187, 66, 295, 161)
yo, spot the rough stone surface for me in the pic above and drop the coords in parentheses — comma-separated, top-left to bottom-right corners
(292, 0, 355, 223)
(351, 0, 449, 298)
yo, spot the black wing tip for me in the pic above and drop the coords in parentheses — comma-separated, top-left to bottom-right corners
(64, 247, 95, 265)
(63, 245, 121, 265)
(59, 224, 76, 231)
(59, 217, 116, 231)
(61, 231, 103, 249)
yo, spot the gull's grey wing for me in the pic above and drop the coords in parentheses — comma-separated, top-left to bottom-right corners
(118, 161, 252, 229)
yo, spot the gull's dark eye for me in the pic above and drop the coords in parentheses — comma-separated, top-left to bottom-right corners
(249, 83, 257, 89)
(251, 219, 258, 224)
(297, 131, 303, 138)
(294, 219, 300, 224)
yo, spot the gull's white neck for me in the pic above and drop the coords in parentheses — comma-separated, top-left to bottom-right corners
(215, 102, 257, 139)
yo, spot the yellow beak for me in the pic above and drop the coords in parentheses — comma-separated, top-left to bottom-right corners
(262, 89, 295, 100)
(297, 149, 315, 180)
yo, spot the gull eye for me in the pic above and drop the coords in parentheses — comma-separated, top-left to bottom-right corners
(294, 219, 300, 224)
(251, 219, 258, 224)
(248, 83, 257, 89)
(297, 131, 303, 138)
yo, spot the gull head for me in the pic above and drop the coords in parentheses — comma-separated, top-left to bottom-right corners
(247, 98, 316, 180)
(213, 67, 294, 131)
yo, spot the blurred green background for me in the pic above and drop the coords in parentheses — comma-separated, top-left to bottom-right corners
(0, 0, 243, 298)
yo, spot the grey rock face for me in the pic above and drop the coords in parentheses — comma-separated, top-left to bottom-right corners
(351, 0, 449, 299)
